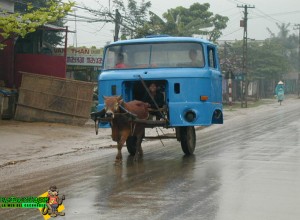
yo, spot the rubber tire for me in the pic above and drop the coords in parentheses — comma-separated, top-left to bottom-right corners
(126, 136, 137, 155)
(180, 126, 196, 155)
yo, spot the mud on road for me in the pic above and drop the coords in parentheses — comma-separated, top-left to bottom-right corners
(0, 96, 299, 220)
(0, 114, 178, 193)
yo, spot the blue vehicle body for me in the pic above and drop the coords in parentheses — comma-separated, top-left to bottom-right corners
(97, 36, 223, 128)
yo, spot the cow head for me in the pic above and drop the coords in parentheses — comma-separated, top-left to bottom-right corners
(103, 95, 123, 118)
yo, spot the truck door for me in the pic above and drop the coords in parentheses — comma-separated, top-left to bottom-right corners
(207, 46, 222, 103)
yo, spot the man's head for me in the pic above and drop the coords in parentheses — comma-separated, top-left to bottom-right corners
(148, 83, 158, 93)
(117, 53, 124, 63)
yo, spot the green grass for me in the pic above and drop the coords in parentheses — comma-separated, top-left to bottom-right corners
(223, 99, 274, 110)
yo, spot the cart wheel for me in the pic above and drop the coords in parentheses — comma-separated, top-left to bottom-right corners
(126, 136, 137, 155)
(180, 126, 196, 155)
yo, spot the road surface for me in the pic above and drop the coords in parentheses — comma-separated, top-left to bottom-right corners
(0, 97, 300, 220)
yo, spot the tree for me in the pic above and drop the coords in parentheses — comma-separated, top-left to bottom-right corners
(81, 0, 151, 40)
(267, 22, 299, 74)
(81, 2, 227, 41)
(219, 41, 243, 78)
(219, 40, 289, 81)
(14, 0, 67, 46)
(114, 0, 151, 38)
(0, 1, 74, 49)
(247, 40, 290, 81)
(140, 3, 229, 42)
(267, 23, 290, 39)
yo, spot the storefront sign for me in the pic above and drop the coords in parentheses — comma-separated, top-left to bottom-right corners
(54, 48, 103, 66)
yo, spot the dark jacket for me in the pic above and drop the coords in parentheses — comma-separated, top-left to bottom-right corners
(142, 92, 164, 108)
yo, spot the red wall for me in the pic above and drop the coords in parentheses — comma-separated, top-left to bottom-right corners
(15, 54, 66, 87)
(0, 38, 14, 87)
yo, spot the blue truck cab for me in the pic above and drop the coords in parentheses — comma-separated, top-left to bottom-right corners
(94, 36, 223, 155)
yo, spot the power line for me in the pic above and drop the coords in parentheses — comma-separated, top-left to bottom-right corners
(216, 7, 237, 15)
(251, 8, 300, 26)
(73, 4, 109, 17)
(66, 13, 112, 23)
(251, 10, 300, 19)
(222, 27, 243, 37)
(224, 12, 244, 28)
(226, 0, 248, 5)
(252, 8, 282, 24)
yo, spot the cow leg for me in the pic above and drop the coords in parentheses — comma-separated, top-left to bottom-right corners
(133, 130, 144, 161)
(111, 125, 119, 142)
(115, 132, 129, 163)
(115, 140, 124, 162)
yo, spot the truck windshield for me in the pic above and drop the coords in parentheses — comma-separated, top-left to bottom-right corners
(103, 42, 204, 69)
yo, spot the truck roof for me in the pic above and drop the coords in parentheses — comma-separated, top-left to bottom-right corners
(108, 36, 214, 46)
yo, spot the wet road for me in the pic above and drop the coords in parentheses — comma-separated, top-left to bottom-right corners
(1, 98, 300, 220)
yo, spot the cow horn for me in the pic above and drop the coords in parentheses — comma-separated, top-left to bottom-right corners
(117, 95, 122, 100)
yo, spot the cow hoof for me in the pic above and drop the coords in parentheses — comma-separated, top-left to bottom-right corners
(114, 159, 122, 165)
(133, 154, 141, 161)
(115, 155, 122, 161)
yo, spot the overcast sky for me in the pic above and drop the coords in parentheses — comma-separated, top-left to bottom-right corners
(65, 0, 300, 48)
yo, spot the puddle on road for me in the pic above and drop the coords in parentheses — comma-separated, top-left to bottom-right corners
(59, 154, 199, 219)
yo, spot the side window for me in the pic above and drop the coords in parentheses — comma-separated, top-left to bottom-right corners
(208, 47, 216, 69)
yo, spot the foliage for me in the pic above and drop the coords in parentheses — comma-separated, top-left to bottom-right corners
(113, 0, 151, 32)
(219, 39, 290, 81)
(82, 0, 151, 40)
(83, 1, 227, 41)
(272, 23, 299, 73)
(0, 1, 74, 49)
(247, 40, 290, 81)
(138, 3, 228, 42)
(14, 0, 68, 46)
(219, 41, 243, 77)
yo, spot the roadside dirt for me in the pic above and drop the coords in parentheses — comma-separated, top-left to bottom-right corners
(0, 95, 297, 179)
(0, 118, 176, 175)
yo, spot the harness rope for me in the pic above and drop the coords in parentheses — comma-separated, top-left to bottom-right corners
(119, 101, 149, 120)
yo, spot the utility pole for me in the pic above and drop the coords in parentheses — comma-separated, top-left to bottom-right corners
(238, 4, 255, 108)
(294, 24, 300, 98)
(114, 9, 121, 42)
(74, 9, 78, 48)
(224, 42, 233, 110)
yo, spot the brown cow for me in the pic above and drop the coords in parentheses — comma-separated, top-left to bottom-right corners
(103, 95, 149, 162)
